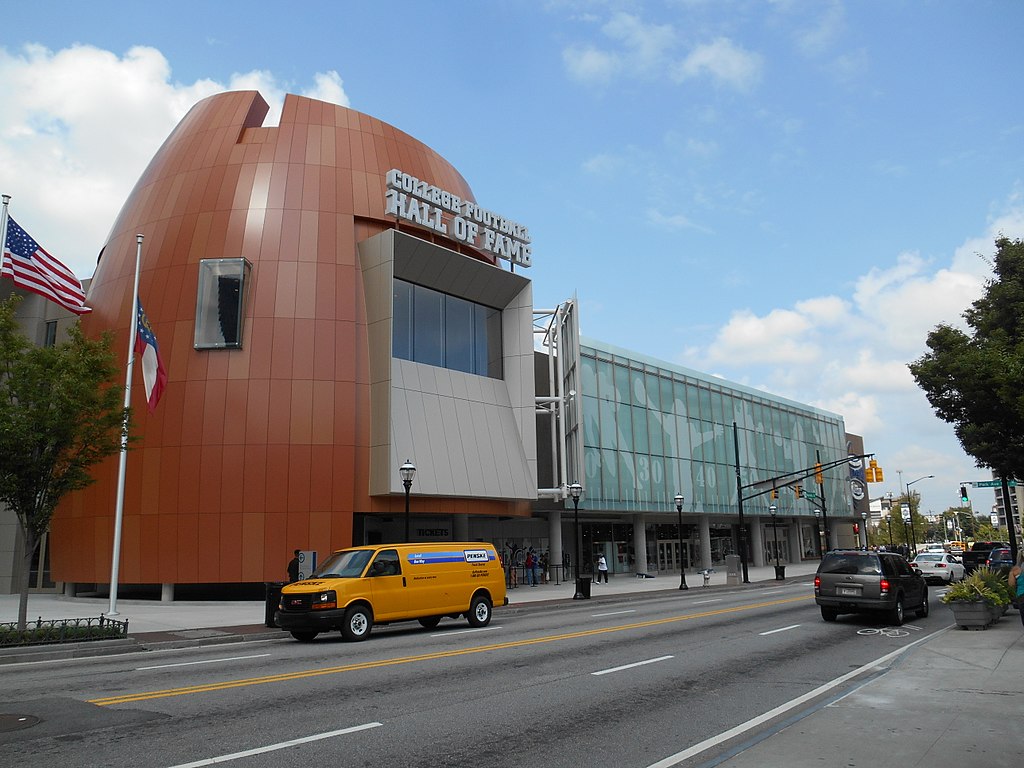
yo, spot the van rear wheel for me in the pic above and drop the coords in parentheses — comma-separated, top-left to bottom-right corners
(466, 594, 492, 628)
(418, 616, 441, 629)
(290, 631, 318, 642)
(341, 605, 372, 641)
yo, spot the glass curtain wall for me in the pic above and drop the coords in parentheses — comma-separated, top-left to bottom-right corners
(580, 343, 847, 518)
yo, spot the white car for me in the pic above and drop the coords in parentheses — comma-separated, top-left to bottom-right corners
(911, 553, 965, 583)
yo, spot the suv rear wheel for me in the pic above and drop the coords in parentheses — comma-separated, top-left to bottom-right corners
(889, 596, 905, 626)
(916, 590, 929, 619)
(820, 606, 838, 622)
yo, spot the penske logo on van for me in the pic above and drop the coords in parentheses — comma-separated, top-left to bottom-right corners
(407, 549, 495, 565)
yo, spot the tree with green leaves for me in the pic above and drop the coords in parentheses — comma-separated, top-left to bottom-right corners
(910, 237, 1024, 559)
(0, 296, 126, 629)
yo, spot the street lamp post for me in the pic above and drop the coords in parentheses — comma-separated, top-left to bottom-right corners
(885, 492, 894, 549)
(400, 460, 416, 542)
(814, 509, 822, 558)
(904, 475, 933, 556)
(861, 511, 868, 550)
(770, 504, 783, 579)
(674, 494, 688, 590)
(569, 483, 586, 599)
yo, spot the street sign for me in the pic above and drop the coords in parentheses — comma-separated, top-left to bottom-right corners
(972, 480, 1016, 488)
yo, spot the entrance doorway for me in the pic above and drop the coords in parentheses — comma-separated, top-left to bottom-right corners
(657, 540, 689, 572)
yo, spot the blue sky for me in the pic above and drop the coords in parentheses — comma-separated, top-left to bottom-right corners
(2, 0, 1023, 521)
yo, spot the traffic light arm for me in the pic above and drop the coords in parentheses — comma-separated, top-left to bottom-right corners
(742, 453, 874, 500)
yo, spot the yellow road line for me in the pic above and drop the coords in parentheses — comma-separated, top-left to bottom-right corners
(90, 595, 810, 706)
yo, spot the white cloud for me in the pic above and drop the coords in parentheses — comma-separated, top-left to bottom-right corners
(563, 44, 620, 83)
(646, 207, 711, 233)
(0, 43, 348, 279)
(672, 38, 763, 91)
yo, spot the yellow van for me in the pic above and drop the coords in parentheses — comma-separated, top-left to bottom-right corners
(275, 542, 508, 641)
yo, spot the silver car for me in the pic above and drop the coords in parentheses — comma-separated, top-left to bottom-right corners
(911, 553, 965, 583)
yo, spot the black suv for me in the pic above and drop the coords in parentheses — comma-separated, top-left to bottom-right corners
(814, 550, 928, 625)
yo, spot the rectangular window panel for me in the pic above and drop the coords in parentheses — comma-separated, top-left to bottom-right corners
(194, 258, 251, 349)
(392, 280, 413, 361)
(445, 294, 474, 374)
(43, 320, 57, 347)
(412, 284, 443, 367)
(481, 304, 503, 378)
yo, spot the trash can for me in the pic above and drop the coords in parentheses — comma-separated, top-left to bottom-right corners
(265, 582, 286, 627)
(774, 565, 786, 580)
(574, 576, 592, 600)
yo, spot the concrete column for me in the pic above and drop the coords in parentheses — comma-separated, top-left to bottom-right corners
(787, 520, 802, 563)
(63, 582, 77, 597)
(453, 513, 469, 541)
(547, 510, 563, 583)
(161, 583, 174, 602)
(699, 515, 712, 570)
(750, 517, 765, 567)
(633, 513, 649, 575)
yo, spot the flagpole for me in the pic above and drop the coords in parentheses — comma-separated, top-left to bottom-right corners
(0, 195, 11, 260)
(108, 234, 143, 616)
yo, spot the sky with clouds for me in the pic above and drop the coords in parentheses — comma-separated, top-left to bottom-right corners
(2, 0, 1022, 520)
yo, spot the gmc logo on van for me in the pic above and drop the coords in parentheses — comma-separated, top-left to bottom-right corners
(463, 549, 489, 564)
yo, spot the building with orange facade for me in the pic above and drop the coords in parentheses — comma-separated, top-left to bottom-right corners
(49, 91, 542, 594)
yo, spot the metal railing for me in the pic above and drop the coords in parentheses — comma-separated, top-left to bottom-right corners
(0, 615, 130, 647)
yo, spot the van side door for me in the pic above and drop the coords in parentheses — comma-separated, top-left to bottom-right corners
(367, 549, 409, 621)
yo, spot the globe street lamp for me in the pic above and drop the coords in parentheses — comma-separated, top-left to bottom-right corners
(861, 511, 868, 550)
(674, 494, 688, 590)
(569, 483, 586, 599)
(400, 459, 416, 542)
(769, 504, 785, 580)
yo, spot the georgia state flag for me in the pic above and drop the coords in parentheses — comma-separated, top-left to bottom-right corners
(135, 300, 167, 413)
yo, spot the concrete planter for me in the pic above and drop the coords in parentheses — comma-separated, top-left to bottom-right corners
(948, 600, 998, 630)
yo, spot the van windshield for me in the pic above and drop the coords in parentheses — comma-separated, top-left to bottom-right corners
(312, 550, 373, 578)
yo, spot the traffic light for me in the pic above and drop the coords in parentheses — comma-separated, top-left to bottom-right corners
(794, 484, 803, 499)
(960, 485, 969, 504)
(814, 462, 823, 484)
(864, 462, 876, 483)
(770, 488, 778, 500)
(853, 523, 860, 535)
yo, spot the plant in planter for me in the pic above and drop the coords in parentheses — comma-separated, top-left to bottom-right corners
(942, 570, 1008, 629)
(974, 566, 1012, 614)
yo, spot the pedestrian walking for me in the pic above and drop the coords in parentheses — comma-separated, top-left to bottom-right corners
(596, 553, 609, 583)
(287, 549, 301, 583)
(1009, 553, 1024, 628)
(525, 549, 536, 586)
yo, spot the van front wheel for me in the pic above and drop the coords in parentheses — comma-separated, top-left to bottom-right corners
(341, 605, 372, 641)
(466, 594, 492, 628)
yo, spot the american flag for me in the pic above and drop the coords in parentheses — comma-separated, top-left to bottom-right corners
(2, 216, 90, 314)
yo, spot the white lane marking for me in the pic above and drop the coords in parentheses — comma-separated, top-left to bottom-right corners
(430, 626, 496, 637)
(694, 599, 723, 605)
(759, 624, 801, 636)
(166, 722, 383, 767)
(136, 654, 270, 671)
(592, 655, 674, 676)
(645, 627, 949, 768)
(761, 590, 785, 595)
(593, 609, 637, 617)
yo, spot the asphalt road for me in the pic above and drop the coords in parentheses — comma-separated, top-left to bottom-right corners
(1, 581, 950, 768)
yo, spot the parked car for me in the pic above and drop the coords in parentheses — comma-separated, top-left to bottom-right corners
(911, 552, 965, 583)
(985, 547, 1015, 577)
(814, 549, 929, 625)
